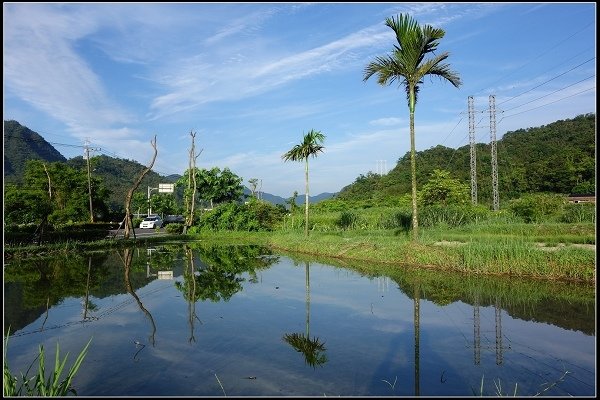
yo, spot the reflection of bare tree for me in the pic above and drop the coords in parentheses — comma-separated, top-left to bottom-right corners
(174, 247, 205, 344)
(283, 261, 327, 368)
(82, 257, 98, 321)
(119, 248, 157, 347)
(185, 246, 200, 343)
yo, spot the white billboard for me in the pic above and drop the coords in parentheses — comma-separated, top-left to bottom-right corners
(158, 183, 174, 193)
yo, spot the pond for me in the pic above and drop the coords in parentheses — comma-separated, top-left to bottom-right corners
(4, 242, 596, 396)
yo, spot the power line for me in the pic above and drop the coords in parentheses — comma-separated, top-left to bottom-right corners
(501, 75, 595, 113)
(472, 21, 594, 96)
(497, 57, 595, 106)
(500, 86, 595, 121)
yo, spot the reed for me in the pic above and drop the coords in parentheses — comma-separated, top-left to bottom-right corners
(3, 330, 92, 397)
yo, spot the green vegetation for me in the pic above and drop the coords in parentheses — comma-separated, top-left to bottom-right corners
(3, 100, 596, 285)
(363, 14, 462, 239)
(3, 331, 91, 397)
(5, 167, 595, 283)
(336, 113, 595, 206)
(176, 166, 245, 212)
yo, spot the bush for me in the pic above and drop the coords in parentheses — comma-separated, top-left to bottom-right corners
(419, 204, 491, 227)
(165, 223, 184, 234)
(378, 209, 412, 231)
(197, 200, 285, 232)
(508, 193, 566, 223)
(132, 217, 143, 228)
(336, 211, 360, 230)
(560, 203, 596, 223)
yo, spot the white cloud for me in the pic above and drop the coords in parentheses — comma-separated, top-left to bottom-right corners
(4, 4, 134, 139)
(369, 117, 403, 127)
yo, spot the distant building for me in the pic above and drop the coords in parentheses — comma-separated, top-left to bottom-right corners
(567, 194, 595, 204)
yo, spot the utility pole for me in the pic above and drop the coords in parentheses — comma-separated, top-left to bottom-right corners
(489, 95, 499, 211)
(468, 96, 477, 205)
(84, 139, 100, 222)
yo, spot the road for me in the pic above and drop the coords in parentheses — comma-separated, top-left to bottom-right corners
(107, 227, 167, 239)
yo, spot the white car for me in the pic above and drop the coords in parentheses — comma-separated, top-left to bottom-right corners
(140, 215, 163, 229)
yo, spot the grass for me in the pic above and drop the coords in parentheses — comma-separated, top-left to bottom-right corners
(4, 220, 595, 283)
(267, 228, 594, 283)
(474, 369, 571, 396)
(3, 330, 92, 397)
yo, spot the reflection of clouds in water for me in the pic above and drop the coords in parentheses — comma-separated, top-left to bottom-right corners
(372, 323, 409, 334)
(243, 258, 415, 323)
(6, 245, 595, 396)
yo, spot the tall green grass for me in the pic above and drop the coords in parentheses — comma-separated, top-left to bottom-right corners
(4, 330, 92, 396)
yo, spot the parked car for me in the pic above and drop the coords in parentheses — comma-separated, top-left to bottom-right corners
(163, 215, 185, 225)
(140, 215, 163, 229)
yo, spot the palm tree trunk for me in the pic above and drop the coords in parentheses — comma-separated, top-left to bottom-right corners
(409, 85, 419, 240)
(304, 158, 309, 237)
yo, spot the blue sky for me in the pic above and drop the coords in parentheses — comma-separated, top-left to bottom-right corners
(3, 2, 596, 198)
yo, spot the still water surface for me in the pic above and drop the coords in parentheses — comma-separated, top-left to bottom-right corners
(4, 243, 596, 396)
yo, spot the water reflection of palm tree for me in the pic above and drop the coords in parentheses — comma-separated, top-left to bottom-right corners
(283, 261, 327, 368)
(414, 282, 420, 396)
(119, 248, 157, 347)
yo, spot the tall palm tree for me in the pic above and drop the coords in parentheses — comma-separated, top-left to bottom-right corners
(363, 14, 461, 240)
(282, 130, 326, 237)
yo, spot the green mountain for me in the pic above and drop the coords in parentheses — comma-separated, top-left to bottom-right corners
(66, 154, 179, 213)
(336, 113, 596, 204)
(4, 120, 67, 182)
(3, 120, 335, 212)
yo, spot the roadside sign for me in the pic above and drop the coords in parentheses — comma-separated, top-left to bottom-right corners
(158, 183, 174, 193)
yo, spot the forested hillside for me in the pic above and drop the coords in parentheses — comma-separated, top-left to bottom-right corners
(4, 120, 67, 182)
(66, 155, 179, 212)
(336, 113, 595, 204)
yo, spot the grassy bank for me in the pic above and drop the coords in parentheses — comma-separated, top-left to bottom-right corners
(267, 230, 595, 283)
(4, 223, 595, 283)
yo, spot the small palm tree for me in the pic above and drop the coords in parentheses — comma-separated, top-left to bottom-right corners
(282, 130, 326, 237)
(363, 14, 461, 240)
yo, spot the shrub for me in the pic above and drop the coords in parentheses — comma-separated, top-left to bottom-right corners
(336, 211, 360, 230)
(508, 193, 566, 223)
(560, 203, 596, 223)
(165, 223, 184, 234)
(197, 200, 285, 232)
(419, 204, 490, 227)
(378, 209, 412, 231)
(132, 217, 143, 228)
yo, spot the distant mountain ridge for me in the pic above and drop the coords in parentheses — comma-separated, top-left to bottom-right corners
(246, 189, 336, 205)
(4, 120, 67, 182)
(336, 113, 596, 202)
(3, 120, 335, 209)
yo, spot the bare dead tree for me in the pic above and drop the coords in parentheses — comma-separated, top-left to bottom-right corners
(33, 163, 53, 245)
(183, 131, 202, 234)
(124, 135, 157, 240)
(43, 163, 52, 199)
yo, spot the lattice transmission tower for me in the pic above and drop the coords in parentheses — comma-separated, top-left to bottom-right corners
(489, 95, 499, 211)
(468, 96, 477, 205)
